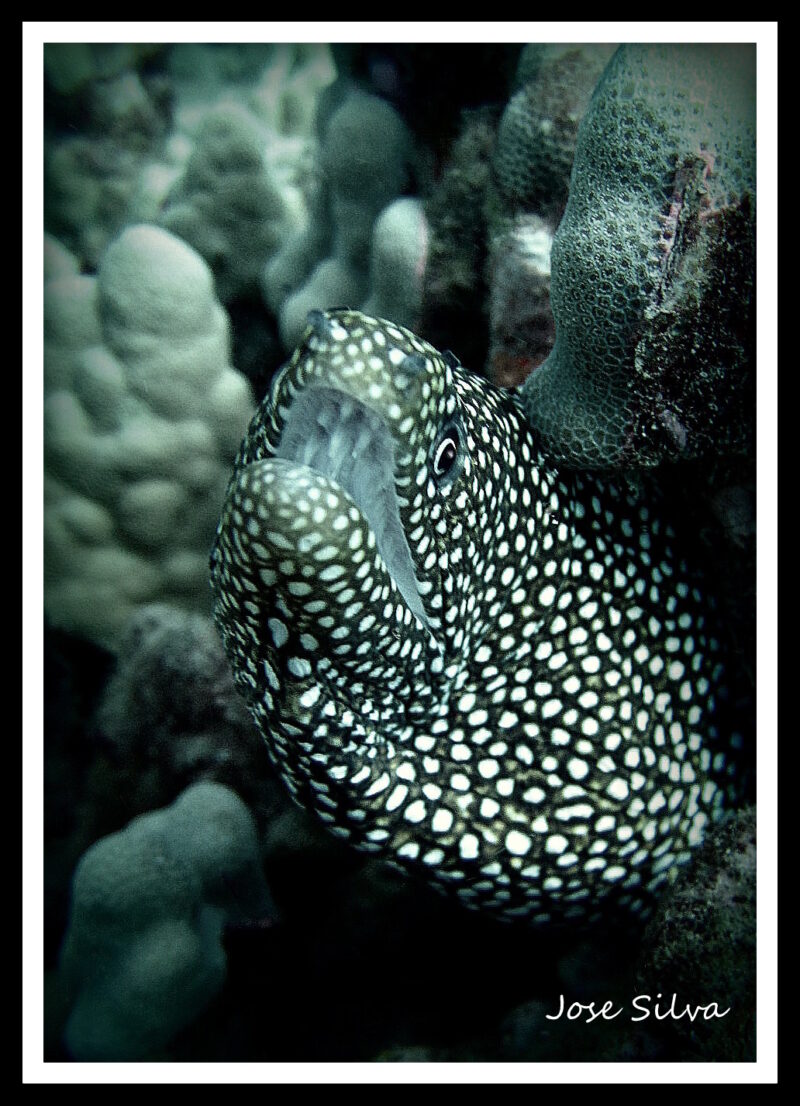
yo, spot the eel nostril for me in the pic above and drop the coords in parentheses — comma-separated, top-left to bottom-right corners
(306, 309, 333, 339)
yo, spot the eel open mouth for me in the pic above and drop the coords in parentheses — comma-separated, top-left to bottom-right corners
(273, 385, 430, 629)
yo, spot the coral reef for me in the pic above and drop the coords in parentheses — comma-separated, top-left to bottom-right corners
(44, 43, 164, 96)
(484, 44, 616, 387)
(167, 43, 335, 138)
(636, 806, 756, 1060)
(322, 90, 412, 266)
(44, 225, 253, 651)
(264, 89, 419, 349)
(154, 46, 337, 394)
(417, 106, 498, 373)
(44, 623, 116, 971)
(518, 44, 756, 469)
(486, 214, 555, 388)
(329, 43, 521, 164)
(94, 604, 286, 824)
(360, 196, 428, 330)
(159, 103, 302, 303)
(44, 46, 176, 268)
(38, 42, 761, 1067)
(158, 47, 335, 307)
(42, 605, 296, 1005)
(43, 232, 80, 281)
(491, 44, 616, 229)
(44, 43, 334, 289)
(44, 109, 179, 271)
(59, 781, 272, 1060)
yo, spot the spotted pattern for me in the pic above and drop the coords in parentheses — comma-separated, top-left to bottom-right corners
(210, 309, 742, 924)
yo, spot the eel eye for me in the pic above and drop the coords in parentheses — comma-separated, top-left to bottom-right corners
(432, 428, 460, 478)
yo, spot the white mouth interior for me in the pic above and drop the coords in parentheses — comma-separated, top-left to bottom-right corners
(274, 386, 429, 628)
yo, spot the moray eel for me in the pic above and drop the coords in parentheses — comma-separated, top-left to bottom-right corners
(210, 309, 741, 924)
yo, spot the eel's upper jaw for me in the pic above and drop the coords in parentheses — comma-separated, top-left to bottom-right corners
(272, 383, 432, 632)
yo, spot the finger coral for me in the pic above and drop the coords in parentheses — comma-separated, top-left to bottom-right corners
(159, 103, 303, 303)
(44, 47, 175, 269)
(59, 781, 272, 1060)
(491, 43, 615, 229)
(44, 225, 254, 651)
(361, 196, 428, 331)
(264, 89, 419, 349)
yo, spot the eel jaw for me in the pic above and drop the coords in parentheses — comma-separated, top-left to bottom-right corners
(272, 384, 430, 631)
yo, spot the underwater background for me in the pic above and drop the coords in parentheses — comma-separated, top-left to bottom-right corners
(39, 38, 758, 1066)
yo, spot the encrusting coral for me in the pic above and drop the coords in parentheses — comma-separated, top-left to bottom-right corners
(517, 44, 756, 470)
(59, 781, 272, 1061)
(44, 224, 254, 652)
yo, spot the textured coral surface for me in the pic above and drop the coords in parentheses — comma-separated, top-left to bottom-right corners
(518, 44, 756, 470)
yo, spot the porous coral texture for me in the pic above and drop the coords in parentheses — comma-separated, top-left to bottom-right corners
(485, 44, 615, 387)
(492, 44, 616, 227)
(518, 44, 755, 469)
(418, 106, 497, 374)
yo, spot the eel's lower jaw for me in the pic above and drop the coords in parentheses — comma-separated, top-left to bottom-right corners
(271, 385, 431, 632)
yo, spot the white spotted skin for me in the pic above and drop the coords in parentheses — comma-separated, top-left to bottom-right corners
(210, 310, 742, 925)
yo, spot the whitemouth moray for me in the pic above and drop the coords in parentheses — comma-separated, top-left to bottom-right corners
(210, 309, 742, 924)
